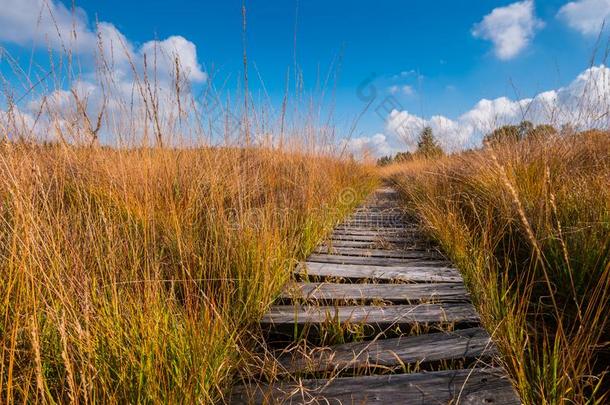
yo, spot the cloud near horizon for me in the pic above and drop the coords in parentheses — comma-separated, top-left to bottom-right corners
(344, 64, 610, 158)
(472, 0, 544, 60)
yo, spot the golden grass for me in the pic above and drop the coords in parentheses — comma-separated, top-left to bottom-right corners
(385, 130, 610, 404)
(0, 143, 377, 403)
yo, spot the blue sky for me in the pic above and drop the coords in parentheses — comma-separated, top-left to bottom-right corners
(1, 0, 609, 154)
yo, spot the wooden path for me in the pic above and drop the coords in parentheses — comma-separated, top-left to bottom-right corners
(231, 187, 520, 404)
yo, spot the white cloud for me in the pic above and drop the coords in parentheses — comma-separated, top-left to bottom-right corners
(558, 0, 610, 35)
(0, 106, 39, 139)
(341, 133, 401, 159)
(139, 36, 207, 83)
(0, 0, 208, 144)
(362, 64, 610, 156)
(388, 85, 414, 96)
(0, 0, 96, 52)
(472, 1, 544, 60)
(0, 0, 206, 82)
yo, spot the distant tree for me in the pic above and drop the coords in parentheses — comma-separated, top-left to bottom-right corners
(517, 120, 534, 139)
(394, 151, 414, 163)
(484, 120, 556, 145)
(483, 124, 521, 145)
(526, 124, 557, 141)
(376, 155, 393, 166)
(376, 151, 415, 166)
(415, 127, 444, 158)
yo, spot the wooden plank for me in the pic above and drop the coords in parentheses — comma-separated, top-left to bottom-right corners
(313, 246, 443, 259)
(349, 214, 406, 220)
(297, 262, 463, 283)
(345, 215, 405, 220)
(340, 222, 407, 227)
(354, 206, 400, 212)
(333, 226, 417, 236)
(230, 367, 520, 404)
(320, 239, 423, 248)
(333, 226, 415, 232)
(276, 327, 495, 374)
(307, 254, 446, 266)
(280, 282, 469, 303)
(339, 223, 410, 229)
(335, 221, 417, 232)
(241, 186, 521, 405)
(280, 282, 469, 304)
(330, 234, 415, 243)
(344, 217, 406, 222)
(260, 302, 480, 331)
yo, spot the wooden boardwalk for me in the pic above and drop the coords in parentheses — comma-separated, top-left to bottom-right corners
(231, 187, 520, 404)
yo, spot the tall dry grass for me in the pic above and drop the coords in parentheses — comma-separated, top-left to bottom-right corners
(0, 7, 379, 401)
(0, 143, 376, 403)
(385, 130, 610, 404)
(0, 3, 376, 403)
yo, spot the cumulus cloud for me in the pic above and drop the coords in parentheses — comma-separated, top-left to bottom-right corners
(472, 1, 544, 60)
(351, 65, 610, 157)
(139, 36, 207, 83)
(0, 0, 208, 144)
(558, 0, 610, 35)
(0, 0, 96, 51)
(0, 0, 206, 83)
(341, 133, 400, 159)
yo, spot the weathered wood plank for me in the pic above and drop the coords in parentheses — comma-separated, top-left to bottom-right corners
(335, 224, 417, 231)
(354, 207, 400, 212)
(320, 239, 423, 249)
(307, 254, 446, 266)
(332, 229, 418, 237)
(280, 282, 469, 303)
(330, 234, 415, 243)
(276, 327, 495, 374)
(339, 223, 408, 229)
(344, 215, 405, 219)
(260, 302, 479, 331)
(297, 262, 463, 283)
(230, 367, 520, 404)
(313, 246, 443, 259)
(342, 218, 406, 223)
(240, 186, 521, 405)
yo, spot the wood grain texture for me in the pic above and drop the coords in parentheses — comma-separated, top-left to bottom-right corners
(230, 367, 520, 404)
(280, 282, 469, 303)
(319, 239, 422, 248)
(332, 229, 418, 237)
(297, 262, 463, 283)
(329, 234, 415, 243)
(333, 224, 414, 230)
(260, 302, 480, 330)
(313, 246, 443, 259)
(276, 327, 496, 374)
(240, 187, 520, 405)
(307, 254, 447, 266)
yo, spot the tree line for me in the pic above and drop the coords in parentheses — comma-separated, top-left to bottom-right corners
(377, 121, 558, 166)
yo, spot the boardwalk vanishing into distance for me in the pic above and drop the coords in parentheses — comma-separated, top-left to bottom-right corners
(231, 187, 521, 404)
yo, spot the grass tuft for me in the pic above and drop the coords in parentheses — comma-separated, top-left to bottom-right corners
(385, 130, 610, 404)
